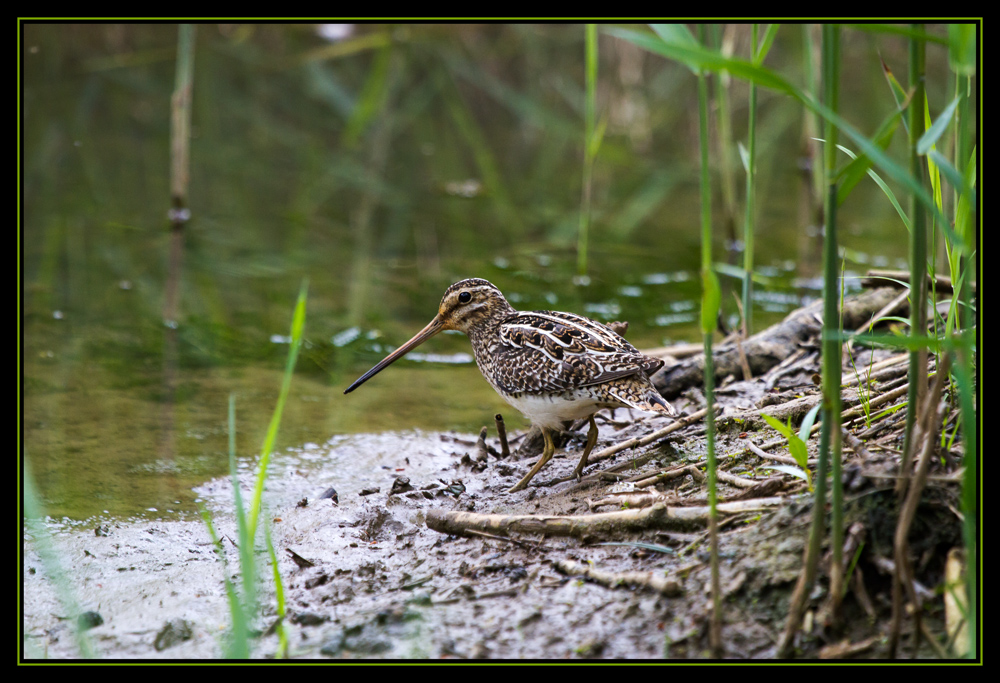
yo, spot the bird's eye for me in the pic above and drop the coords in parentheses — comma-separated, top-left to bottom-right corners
(458, 291, 472, 304)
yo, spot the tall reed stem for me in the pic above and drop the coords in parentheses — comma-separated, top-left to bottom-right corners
(900, 24, 928, 488)
(164, 24, 195, 327)
(742, 24, 758, 335)
(696, 24, 721, 658)
(577, 24, 598, 278)
(779, 23, 841, 655)
(820, 24, 844, 615)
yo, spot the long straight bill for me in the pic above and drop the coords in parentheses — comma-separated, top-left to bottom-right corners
(343, 316, 445, 394)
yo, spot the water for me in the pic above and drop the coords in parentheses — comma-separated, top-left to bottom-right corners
(22, 23, 930, 520)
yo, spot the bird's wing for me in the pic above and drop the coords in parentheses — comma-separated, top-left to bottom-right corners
(491, 311, 664, 394)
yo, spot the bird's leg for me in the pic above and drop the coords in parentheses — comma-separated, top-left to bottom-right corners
(572, 415, 599, 480)
(508, 426, 555, 493)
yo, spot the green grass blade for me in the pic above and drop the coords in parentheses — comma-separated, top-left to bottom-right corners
(836, 143, 910, 230)
(766, 464, 811, 483)
(265, 521, 289, 658)
(948, 24, 976, 75)
(834, 110, 902, 203)
(24, 461, 97, 659)
(342, 43, 392, 147)
(700, 267, 721, 335)
(798, 403, 823, 442)
(228, 394, 256, 634)
(761, 413, 794, 439)
(847, 23, 949, 44)
(608, 27, 797, 94)
(918, 95, 960, 155)
(199, 504, 250, 659)
(755, 24, 780, 64)
(929, 149, 976, 204)
(248, 280, 308, 542)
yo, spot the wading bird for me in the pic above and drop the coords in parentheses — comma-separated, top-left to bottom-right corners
(344, 279, 675, 492)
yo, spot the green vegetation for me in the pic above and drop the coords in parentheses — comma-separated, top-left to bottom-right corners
(200, 281, 306, 658)
(617, 22, 977, 658)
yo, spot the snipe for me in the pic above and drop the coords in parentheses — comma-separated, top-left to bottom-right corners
(344, 278, 675, 492)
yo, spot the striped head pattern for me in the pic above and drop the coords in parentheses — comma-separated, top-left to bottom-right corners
(436, 278, 515, 334)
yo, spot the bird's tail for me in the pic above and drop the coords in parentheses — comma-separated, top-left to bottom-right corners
(607, 387, 676, 417)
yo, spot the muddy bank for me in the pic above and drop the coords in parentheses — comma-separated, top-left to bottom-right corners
(23, 288, 970, 660)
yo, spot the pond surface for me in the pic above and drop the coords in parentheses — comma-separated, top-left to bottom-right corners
(23, 23, 940, 521)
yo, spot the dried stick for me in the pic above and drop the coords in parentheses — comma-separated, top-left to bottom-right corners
(715, 469, 759, 489)
(554, 558, 681, 596)
(588, 407, 710, 464)
(842, 428, 875, 461)
(631, 462, 707, 489)
(494, 414, 511, 458)
(425, 497, 786, 539)
(888, 353, 951, 658)
(744, 440, 818, 467)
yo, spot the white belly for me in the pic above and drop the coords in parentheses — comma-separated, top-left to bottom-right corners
(500, 391, 609, 430)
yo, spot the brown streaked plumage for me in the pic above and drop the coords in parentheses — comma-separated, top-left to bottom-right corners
(344, 278, 675, 492)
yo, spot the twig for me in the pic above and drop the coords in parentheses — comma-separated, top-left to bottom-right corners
(715, 469, 759, 489)
(164, 24, 196, 327)
(744, 440, 818, 467)
(545, 451, 664, 493)
(463, 528, 535, 549)
(919, 620, 951, 659)
(762, 348, 813, 390)
(848, 290, 910, 354)
(588, 407, 710, 464)
(854, 409, 906, 439)
(842, 428, 875, 461)
(554, 558, 681, 596)
(432, 588, 519, 605)
(841, 352, 909, 387)
(852, 566, 876, 619)
(840, 382, 910, 423)
(818, 635, 881, 659)
(888, 353, 951, 658)
(586, 491, 673, 511)
(494, 414, 511, 458)
(475, 426, 496, 462)
(640, 342, 705, 359)
(630, 461, 707, 489)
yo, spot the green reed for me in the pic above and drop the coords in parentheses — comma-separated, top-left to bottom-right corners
(577, 24, 602, 279)
(614, 22, 977, 658)
(23, 460, 97, 659)
(201, 281, 306, 658)
(695, 24, 722, 657)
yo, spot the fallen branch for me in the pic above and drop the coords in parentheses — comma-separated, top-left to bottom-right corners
(425, 497, 787, 539)
(655, 287, 905, 399)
